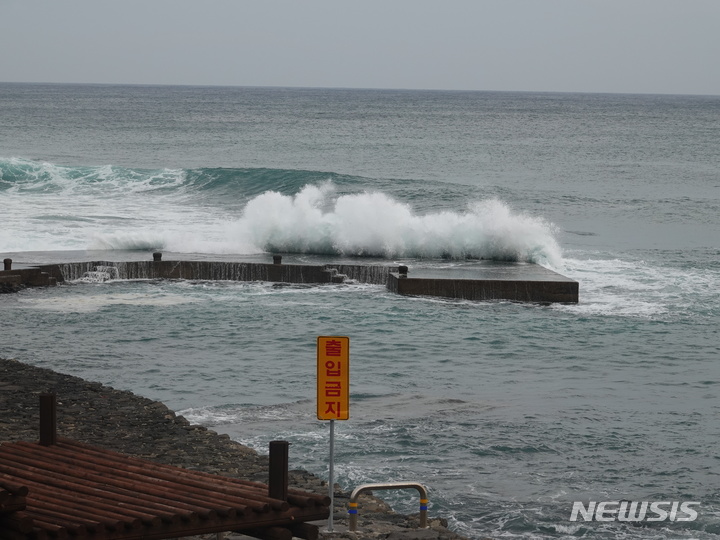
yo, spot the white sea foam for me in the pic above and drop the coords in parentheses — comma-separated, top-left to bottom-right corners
(557, 253, 720, 318)
(16, 292, 201, 313)
(179, 402, 312, 426)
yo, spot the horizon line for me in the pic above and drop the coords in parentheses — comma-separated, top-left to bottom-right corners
(1, 80, 718, 99)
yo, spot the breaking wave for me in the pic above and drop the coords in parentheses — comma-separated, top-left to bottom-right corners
(1, 158, 562, 265)
(228, 183, 562, 266)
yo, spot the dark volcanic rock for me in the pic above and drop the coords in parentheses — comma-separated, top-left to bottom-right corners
(0, 358, 265, 476)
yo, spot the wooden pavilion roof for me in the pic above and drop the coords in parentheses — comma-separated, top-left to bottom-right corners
(0, 438, 329, 540)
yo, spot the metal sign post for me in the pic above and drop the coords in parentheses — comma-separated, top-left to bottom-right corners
(317, 336, 350, 533)
(328, 418, 336, 531)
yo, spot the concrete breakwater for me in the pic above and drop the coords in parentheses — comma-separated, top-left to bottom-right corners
(388, 264, 579, 304)
(0, 254, 578, 303)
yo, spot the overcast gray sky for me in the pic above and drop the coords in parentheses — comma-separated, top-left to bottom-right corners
(2, 0, 718, 95)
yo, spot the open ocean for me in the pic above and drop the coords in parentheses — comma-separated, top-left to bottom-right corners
(1, 83, 719, 539)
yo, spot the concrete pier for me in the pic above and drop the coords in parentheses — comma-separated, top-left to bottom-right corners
(0, 254, 578, 303)
(387, 262, 578, 303)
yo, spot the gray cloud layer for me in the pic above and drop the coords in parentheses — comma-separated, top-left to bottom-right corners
(2, 0, 718, 95)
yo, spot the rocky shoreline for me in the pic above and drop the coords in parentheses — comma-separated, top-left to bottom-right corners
(0, 358, 470, 540)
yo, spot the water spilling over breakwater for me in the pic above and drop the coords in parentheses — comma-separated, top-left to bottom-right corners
(51, 259, 392, 286)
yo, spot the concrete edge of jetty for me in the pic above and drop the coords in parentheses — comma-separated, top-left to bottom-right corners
(0, 357, 472, 540)
(1, 253, 578, 303)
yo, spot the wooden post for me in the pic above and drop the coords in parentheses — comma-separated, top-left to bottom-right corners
(268, 440, 289, 501)
(39, 393, 57, 446)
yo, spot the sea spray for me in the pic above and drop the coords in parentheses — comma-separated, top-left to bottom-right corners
(87, 183, 563, 265)
(231, 183, 562, 266)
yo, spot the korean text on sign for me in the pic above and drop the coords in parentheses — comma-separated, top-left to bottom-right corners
(317, 336, 349, 420)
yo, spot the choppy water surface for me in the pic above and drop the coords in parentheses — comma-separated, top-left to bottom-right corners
(1, 84, 720, 538)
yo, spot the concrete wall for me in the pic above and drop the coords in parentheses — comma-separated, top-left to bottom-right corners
(387, 273, 578, 303)
(47, 260, 395, 285)
(0, 267, 57, 290)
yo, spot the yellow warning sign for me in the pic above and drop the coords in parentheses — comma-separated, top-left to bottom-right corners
(317, 336, 349, 420)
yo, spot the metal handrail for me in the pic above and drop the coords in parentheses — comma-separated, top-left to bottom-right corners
(348, 482, 429, 531)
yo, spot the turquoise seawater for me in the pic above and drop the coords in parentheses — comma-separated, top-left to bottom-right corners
(1, 84, 719, 539)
